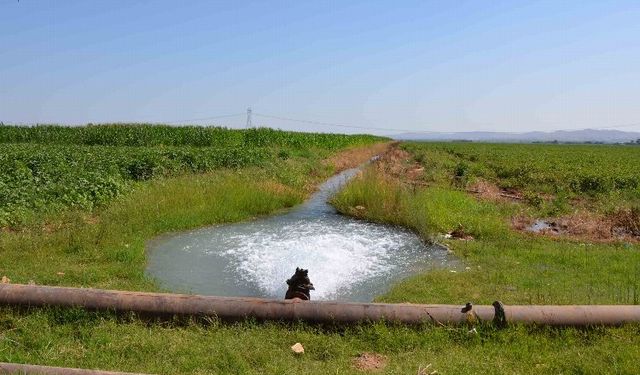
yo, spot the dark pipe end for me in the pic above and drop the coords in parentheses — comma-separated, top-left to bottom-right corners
(285, 268, 314, 300)
(461, 302, 473, 313)
(492, 300, 507, 328)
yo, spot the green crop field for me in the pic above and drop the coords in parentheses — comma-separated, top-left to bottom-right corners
(405, 142, 640, 197)
(0, 124, 380, 149)
(0, 125, 382, 227)
(2, 132, 640, 374)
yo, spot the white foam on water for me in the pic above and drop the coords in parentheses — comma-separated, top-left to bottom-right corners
(221, 220, 417, 299)
(147, 164, 454, 301)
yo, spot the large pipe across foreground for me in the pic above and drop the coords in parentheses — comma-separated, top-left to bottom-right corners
(0, 362, 151, 375)
(1, 284, 639, 326)
(0, 284, 492, 324)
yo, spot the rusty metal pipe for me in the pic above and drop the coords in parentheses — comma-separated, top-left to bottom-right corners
(1, 284, 639, 326)
(503, 305, 640, 326)
(0, 362, 151, 375)
(0, 284, 491, 324)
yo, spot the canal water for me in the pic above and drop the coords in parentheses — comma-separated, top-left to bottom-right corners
(146, 165, 455, 302)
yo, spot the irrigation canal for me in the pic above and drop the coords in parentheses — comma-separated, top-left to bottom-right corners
(146, 164, 455, 302)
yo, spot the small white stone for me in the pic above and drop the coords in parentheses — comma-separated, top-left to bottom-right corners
(291, 342, 304, 354)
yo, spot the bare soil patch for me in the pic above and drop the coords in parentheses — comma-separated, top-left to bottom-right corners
(352, 352, 388, 372)
(467, 179, 523, 202)
(373, 145, 427, 186)
(446, 224, 474, 241)
(513, 210, 639, 243)
(611, 206, 640, 237)
(325, 142, 392, 173)
(466, 181, 639, 243)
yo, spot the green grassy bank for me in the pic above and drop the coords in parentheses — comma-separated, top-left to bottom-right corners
(0, 124, 385, 288)
(2, 169, 305, 289)
(332, 168, 640, 305)
(327, 142, 640, 372)
(1, 134, 639, 374)
(1, 308, 638, 374)
(0, 125, 383, 228)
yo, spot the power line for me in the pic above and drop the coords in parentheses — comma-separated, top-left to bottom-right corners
(253, 113, 438, 134)
(158, 110, 640, 134)
(255, 112, 640, 134)
(164, 113, 245, 125)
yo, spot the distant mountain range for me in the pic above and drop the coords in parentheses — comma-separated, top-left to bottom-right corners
(394, 129, 640, 143)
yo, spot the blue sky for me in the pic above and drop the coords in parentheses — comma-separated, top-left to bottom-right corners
(1, 1, 640, 134)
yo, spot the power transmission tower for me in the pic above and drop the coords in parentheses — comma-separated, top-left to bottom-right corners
(246, 107, 253, 128)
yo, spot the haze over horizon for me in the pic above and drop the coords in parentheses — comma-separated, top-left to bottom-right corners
(2, 1, 640, 135)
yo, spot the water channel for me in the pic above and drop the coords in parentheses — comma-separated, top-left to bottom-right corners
(147, 164, 455, 302)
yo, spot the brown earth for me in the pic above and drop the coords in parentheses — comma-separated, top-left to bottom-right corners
(463, 176, 638, 243)
(372, 144, 426, 185)
(512, 210, 639, 243)
(611, 206, 640, 237)
(352, 352, 388, 372)
(467, 179, 523, 202)
(324, 142, 392, 173)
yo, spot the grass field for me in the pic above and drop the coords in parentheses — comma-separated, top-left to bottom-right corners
(402, 142, 640, 213)
(2, 132, 640, 374)
(0, 124, 385, 288)
(332, 147, 640, 305)
(330, 141, 640, 372)
(0, 125, 382, 228)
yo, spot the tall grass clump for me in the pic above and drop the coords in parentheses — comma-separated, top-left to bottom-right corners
(331, 168, 507, 242)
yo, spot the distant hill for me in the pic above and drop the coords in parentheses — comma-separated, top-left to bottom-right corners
(394, 129, 640, 143)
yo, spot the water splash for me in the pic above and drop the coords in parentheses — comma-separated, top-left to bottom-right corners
(147, 166, 454, 301)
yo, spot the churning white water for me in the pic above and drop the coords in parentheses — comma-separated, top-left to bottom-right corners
(146, 165, 454, 301)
